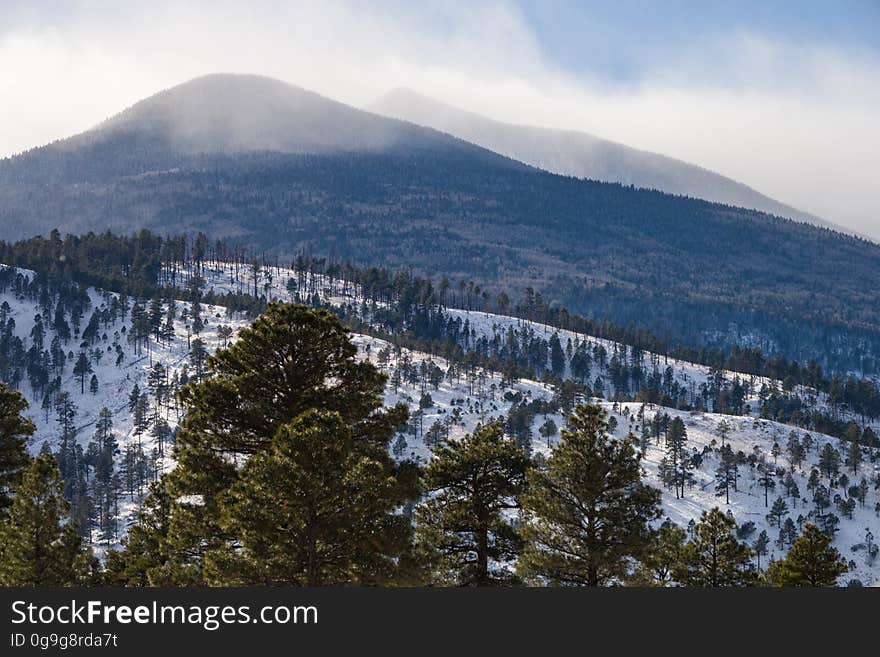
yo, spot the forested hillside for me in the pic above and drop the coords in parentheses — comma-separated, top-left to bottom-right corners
(0, 239, 877, 586)
(1, 76, 880, 374)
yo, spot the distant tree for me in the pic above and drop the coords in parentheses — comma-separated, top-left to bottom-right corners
(89, 374, 99, 395)
(665, 416, 693, 499)
(714, 444, 738, 504)
(757, 465, 776, 507)
(549, 333, 565, 378)
(753, 530, 770, 571)
(771, 441, 782, 464)
(767, 496, 789, 528)
(845, 439, 862, 474)
(538, 418, 558, 448)
(189, 338, 207, 380)
(786, 432, 805, 470)
(716, 420, 730, 448)
(73, 352, 92, 394)
(217, 325, 234, 349)
(819, 444, 840, 481)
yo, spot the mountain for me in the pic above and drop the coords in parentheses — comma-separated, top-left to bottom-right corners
(0, 73, 518, 187)
(370, 87, 835, 229)
(2, 74, 880, 373)
(68, 74, 489, 156)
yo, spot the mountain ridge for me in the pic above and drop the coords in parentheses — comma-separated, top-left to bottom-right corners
(370, 87, 842, 232)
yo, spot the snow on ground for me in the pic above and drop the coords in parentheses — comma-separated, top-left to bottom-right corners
(4, 262, 877, 584)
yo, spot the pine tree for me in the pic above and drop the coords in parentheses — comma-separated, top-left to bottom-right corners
(757, 465, 776, 507)
(678, 508, 756, 587)
(753, 530, 770, 571)
(104, 479, 172, 586)
(205, 410, 416, 586)
(631, 521, 687, 586)
(162, 302, 412, 585)
(0, 454, 96, 585)
(518, 403, 661, 586)
(767, 496, 789, 528)
(665, 416, 692, 499)
(88, 408, 118, 547)
(786, 432, 804, 470)
(189, 338, 207, 380)
(714, 444, 738, 504)
(0, 383, 35, 516)
(128, 384, 140, 413)
(764, 523, 847, 587)
(819, 443, 840, 481)
(416, 421, 528, 586)
(73, 351, 92, 394)
(845, 439, 862, 474)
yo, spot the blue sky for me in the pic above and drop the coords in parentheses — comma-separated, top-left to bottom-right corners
(516, 0, 879, 83)
(0, 1, 878, 234)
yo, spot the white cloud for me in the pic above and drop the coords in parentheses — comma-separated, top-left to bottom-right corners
(0, 0, 877, 236)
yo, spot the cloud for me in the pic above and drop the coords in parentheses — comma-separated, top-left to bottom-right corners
(0, 0, 877, 236)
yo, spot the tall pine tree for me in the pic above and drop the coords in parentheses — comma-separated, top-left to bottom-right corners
(158, 302, 413, 584)
(415, 421, 528, 586)
(518, 403, 661, 586)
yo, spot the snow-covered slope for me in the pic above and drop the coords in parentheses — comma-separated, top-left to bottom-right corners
(3, 262, 877, 584)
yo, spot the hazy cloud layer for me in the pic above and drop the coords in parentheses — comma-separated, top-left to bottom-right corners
(1, 0, 877, 236)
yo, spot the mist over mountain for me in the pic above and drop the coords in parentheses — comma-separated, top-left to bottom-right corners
(0, 74, 516, 187)
(370, 87, 835, 230)
(1, 74, 879, 373)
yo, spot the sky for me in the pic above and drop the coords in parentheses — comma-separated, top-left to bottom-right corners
(1, 0, 878, 236)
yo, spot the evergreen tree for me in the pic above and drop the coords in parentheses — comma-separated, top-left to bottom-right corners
(819, 444, 840, 481)
(104, 479, 171, 586)
(416, 421, 528, 586)
(207, 410, 417, 586)
(845, 439, 862, 474)
(631, 521, 687, 586)
(189, 338, 207, 380)
(753, 530, 770, 571)
(764, 523, 847, 587)
(767, 496, 789, 528)
(518, 403, 661, 586)
(0, 383, 35, 516)
(0, 454, 96, 585)
(678, 508, 756, 587)
(162, 302, 412, 584)
(73, 351, 92, 394)
(665, 416, 692, 499)
(714, 444, 738, 504)
(757, 465, 776, 507)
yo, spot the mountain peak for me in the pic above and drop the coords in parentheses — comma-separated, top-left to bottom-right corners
(71, 74, 440, 156)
